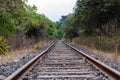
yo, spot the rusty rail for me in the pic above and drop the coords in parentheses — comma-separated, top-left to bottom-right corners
(64, 42, 120, 80)
(5, 41, 56, 80)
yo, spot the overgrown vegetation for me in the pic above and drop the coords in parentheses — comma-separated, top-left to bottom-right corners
(0, 36, 7, 55)
(57, 0, 120, 53)
(0, 0, 57, 55)
(1, 0, 120, 55)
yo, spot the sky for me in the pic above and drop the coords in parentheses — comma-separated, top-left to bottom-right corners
(27, 0, 76, 22)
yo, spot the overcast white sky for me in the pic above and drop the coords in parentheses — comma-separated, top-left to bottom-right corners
(27, 0, 76, 22)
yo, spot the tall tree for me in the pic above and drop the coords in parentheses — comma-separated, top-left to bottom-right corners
(74, 0, 120, 36)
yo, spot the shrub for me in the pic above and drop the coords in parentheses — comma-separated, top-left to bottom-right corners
(34, 44, 41, 50)
(0, 36, 8, 55)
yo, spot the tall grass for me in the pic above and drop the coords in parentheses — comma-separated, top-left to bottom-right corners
(68, 35, 120, 61)
(72, 35, 120, 54)
(6, 33, 53, 51)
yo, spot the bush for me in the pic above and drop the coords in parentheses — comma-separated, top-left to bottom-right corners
(0, 36, 8, 55)
(34, 44, 41, 50)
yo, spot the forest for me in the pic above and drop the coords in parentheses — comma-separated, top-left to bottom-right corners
(57, 0, 120, 57)
(0, 0, 57, 55)
(0, 0, 120, 59)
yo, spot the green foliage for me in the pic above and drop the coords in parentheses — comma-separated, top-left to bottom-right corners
(59, 14, 79, 39)
(45, 24, 56, 37)
(58, 0, 120, 39)
(41, 17, 57, 37)
(25, 13, 57, 40)
(55, 21, 64, 39)
(55, 29, 63, 39)
(57, 0, 120, 53)
(0, 36, 8, 55)
(0, 0, 58, 55)
(0, 13, 16, 35)
(0, 0, 57, 38)
(25, 5, 41, 26)
(74, 0, 120, 35)
(0, 0, 27, 35)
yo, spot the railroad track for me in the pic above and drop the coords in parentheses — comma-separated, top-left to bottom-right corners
(5, 41, 120, 80)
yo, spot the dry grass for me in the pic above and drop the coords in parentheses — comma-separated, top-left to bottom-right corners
(70, 37, 120, 63)
(0, 48, 35, 65)
(70, 41, 120, 63)
(81, 45, 120, 62)
(0, 38, 54, 65)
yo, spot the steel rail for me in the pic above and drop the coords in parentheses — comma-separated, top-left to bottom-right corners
(5, 41, 56, 80)
(64, 42, 120, 80)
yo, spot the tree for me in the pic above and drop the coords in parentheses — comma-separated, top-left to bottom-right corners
(0, 0, 58, 55)
(74, 0, 120, 36)
(60, 14, 79, 39)
(0, 0, 27, 35)
(25, 7, 57, 39)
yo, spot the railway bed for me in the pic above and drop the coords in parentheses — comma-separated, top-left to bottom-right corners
(5, 41, 120, 80)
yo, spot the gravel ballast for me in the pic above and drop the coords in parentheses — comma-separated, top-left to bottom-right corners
(70, 44, 120, 72)
(0, 46, 49, 79)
